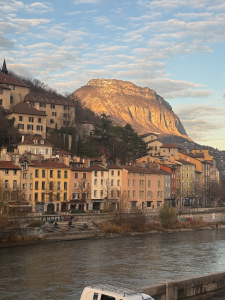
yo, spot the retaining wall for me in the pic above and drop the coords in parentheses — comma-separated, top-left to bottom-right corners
(142, 271, 225, 300)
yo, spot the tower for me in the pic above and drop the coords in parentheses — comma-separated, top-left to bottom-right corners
(1, 59, 8, 75)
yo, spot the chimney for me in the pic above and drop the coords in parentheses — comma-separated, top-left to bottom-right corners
(102, 155, 107, 167)
(64, 156, 70, 166)
(83, 158, 90, 168)
(1, 147, 7, 161)
(14, 148, 19, 154)
(116, 158, 121, 166)
(59, 154, 64, 164)
(22, 135, 24, 143)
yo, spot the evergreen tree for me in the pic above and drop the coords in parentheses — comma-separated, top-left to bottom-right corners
(71, 129, 77, 156)
(64, 127, 69, 152)
(77, 135, 82, 156)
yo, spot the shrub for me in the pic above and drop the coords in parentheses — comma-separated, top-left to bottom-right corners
(159, 204, 177, 227)
(28, 219, 43, 227)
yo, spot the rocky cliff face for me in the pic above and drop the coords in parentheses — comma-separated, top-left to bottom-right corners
(74, 79, 188, 137)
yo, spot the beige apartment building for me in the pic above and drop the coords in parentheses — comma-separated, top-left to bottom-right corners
(24, 92, 75, 129)
(0, 60, 30, 109)
(18, 135, 53, 158)
(5, 102, 47, 138)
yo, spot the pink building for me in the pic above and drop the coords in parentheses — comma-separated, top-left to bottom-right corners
(121, 165, 166, 210)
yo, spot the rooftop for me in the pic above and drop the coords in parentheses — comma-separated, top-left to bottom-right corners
(121, 164, 169, 175)
(160, 143, 181, 149)
(24, 92, 75, 107)
(32, 160, 70, 169)
(6, 102, 46, 116)
(18, 136, 53, 146)
(0, 161, 21, 170)
(0, 72, 29, 88)
(107, 164, 123, 169)
(177, 159, 195, 165)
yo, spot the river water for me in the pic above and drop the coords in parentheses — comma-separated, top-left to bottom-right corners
(1, 229, 225, 300)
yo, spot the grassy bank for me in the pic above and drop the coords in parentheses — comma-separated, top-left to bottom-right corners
(0, 235, 45, 248)
(97, 219, 220, 234)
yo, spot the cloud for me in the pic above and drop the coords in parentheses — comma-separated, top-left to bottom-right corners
(74, 0, 101, 4)
(93, 16, 111, 25)
(174, 12, 214, 19)
(129, 12, 162, 22)
(0, 0, 24, 13)
(0, 0, 53, 14)
(26, 2, 53, 14)
(207, 4, 225, 11)
(65, 11, 82, 15)
(0, 33, 15, 49)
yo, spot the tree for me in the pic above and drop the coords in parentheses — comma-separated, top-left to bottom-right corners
(73, 178, 91, 204)
(71, 128, 77, 156)
(93, 114, 112, 146)
(64, 127, 69, 152)
(159, 203, 177, 227)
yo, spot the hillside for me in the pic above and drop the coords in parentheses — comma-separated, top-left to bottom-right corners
(74, 79, 189, 139)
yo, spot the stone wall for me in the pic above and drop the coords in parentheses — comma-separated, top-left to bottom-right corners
(142, 271, 225, 300)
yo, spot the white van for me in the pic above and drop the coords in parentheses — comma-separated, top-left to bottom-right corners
(80, 284, 155, 300)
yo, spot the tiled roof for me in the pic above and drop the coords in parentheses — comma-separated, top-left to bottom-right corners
(24, 92, 75, 107)
(0, 83, 11, 90)
(90, 165, 108, 171)
(160, 143, 180, 148)
(18, 136, 53, 146)
(54, 149, 71, 156)
(71, 167, 91, 172)
(121, 165, 168, 175)
(0, 161, 21, 170)
(32, 160, 70, 169)
(107, 164, 123, 169)
(177, 159, 195, 165)
(0, 72, 29, 88)
(6, 102, 46, 116)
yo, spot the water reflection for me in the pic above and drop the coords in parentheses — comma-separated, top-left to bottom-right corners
(0, 230, 225, 300)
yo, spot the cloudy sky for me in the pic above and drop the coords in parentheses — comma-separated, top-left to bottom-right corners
(1, 0, 225, 150)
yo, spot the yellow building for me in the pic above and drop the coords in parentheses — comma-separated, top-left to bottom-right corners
(5, 102, 47, 138)
(24, 92, 75, 129)
(0, 60, 30, 109)
(32, 160, 70, 213)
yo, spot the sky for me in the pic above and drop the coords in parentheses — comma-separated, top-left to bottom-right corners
(0, 0, 225, 150)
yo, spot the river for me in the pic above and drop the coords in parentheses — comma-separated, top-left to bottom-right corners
(1, 229, 225, 300)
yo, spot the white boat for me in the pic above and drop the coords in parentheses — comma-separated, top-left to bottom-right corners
(80, 284, 155, 300)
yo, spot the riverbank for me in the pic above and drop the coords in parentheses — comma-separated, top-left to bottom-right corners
(1, 221, 224, 248)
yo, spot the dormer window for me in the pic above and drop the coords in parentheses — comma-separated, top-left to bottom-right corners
(35, 139, 38, 144)
(47, 97, 49, 101)
(41, 140, 44, 144)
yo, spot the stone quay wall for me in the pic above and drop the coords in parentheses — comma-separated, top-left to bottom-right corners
(142, 271, 225, 300)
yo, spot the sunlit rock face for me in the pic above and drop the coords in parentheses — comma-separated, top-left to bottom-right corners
(74, 79, 187, 137)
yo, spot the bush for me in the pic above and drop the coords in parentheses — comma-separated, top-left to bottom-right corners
(159, 204, 177, 227)
(28, 219, 43, 227)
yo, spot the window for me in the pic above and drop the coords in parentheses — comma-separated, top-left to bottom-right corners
(18, 124, 24, 129)
(187, 173, 189, 178)
(128, 190, 130, 198)
(27, 124, 33, 130)
(74, 182, 78, 188)
(13, 170, 17, 175)
(41, 193, 45, 202)
(158, 180, 161, 187)
(94, 179, 97, 185)
(52, 112, 57, 117)
(83, 173, 86, 179)
(148, 180, 151, 187)
(133, 190, 136, 198)
(39, 103, 46, 108)
(51, 104, 55, 109)
(64, 171, 68, 178)
(0, 99, 2, 105)
(0, 89, 3, 94)
(139, 190, 144, 198)
(35, 181, 39, 190)
(73, 193, 77, 199)
(41, 111, 46, 115)
(45, 149, 48, 154)
(133, 172, 135, 176)
(5, 169, 9, 175)
(29, 117, 34, 122)
(57, 193, 60, 201)
(35, 169, 39, 178)
(128, 179, 130, 187)
(117, 180, 120, 186)
(57, 170, 61, 178)
(37, 118, 41, 123)
(30, 183, 33, 190)
(131, 201, 136, 208)
(133, 179, 136, 187)
(64, 192, 67, 201)
(50, 170, 53, 178)
(35, 193, 38, 202)
(157, 191, 162, 198)
(42, 170, 46, 178)
(49, 181, 53, 190)
(10, 96, 13, 103)
(157, 201, 162, 208)
(23, 172, 26, 179)
(64, 182, 67, 190)
(139, 180, 144, 187)
(13, 180, 17, 189)
(29, 194, 32, 201)
(101, 171, 104, 177)
(111, 170, 114, 176)
(147, 201, 152, 207)
(64, 105, 68, 110)
(5, 180, 8, 188)
(30, 173, 33, 179)
(94, 171, 97, 177)
(55, 181, 60, 191)
(118, 171, 120, 176)
(101, 179, 103, 185)
(111, 179, 114, 186)
(147, 191, 152, 198)
(42, 181, 46, 190)
(37, 125, 43, 131)
(187, 165, 189, 171)
(82, 182, 86, 188)
(12, 85, 15, 90)
(75, 172, 78, 179)
(19, 116, 23, 121)
(101, 190, 104, 197)
(111, 190, 114, 198)
(94, 190, 97, 197)
(50, 119, 54, 124)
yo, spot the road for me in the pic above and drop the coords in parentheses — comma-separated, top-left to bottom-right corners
(186, 288, 225, 300)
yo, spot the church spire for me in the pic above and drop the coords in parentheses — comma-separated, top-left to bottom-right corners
(1, 59, 8, 75)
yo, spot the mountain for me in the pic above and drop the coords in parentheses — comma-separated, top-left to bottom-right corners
(74, 79, 188, 139)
